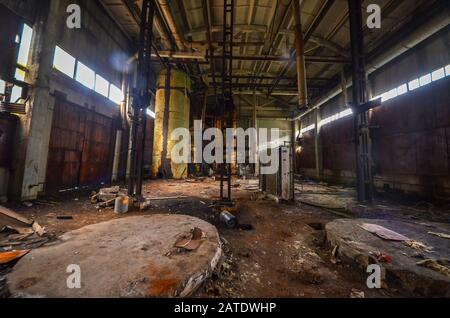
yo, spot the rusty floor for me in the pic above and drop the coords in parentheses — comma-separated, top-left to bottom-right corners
(5, 178, 442, 298)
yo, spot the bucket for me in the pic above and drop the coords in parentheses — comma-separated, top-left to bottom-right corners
(114, 196, 129, 214)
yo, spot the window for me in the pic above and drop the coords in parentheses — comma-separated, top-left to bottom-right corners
(14, 68, 26, 81)
(95, 74, 109, 97)
(147, 109, 155, 118)
(10, 86, 22, 102)
(17, 24, 33, 67)
(445, 65, 450, 76)
(382, 88, 398, 102)
(53, 46, 76, 78)
(397, 84, 408, 96)
(75, 61, 95, 89)
(109, 84, 123, 104)
(419, 74, 431, 87)
(300, 124, 315, 135)
(408, 79, 420, 91)
(339, 108, 353, 118)
(0, 80, 5, 94)
(431, 68, 445, 81)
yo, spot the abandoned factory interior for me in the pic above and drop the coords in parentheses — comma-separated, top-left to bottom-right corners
(1, 0, 450, 301)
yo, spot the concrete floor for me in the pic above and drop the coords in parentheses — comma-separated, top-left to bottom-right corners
(3, 178, 450, 298)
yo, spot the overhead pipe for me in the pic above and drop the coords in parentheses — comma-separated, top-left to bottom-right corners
(293, 0, 307, 109)
(157, 0, 208, 50)
(268, 0, 336, 95)
(294, 2, 450, 121)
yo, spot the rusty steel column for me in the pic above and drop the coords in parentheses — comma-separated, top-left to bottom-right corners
(128, 0, 155, 197)
(293, 0, 308, 109)
(348, 0, 373, 202)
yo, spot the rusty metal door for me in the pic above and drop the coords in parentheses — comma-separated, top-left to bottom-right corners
(46, 99, 113, 191)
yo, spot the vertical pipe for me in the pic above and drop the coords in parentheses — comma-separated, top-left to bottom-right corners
(293, 0, 308, 108)
(112, 130, 123, 182)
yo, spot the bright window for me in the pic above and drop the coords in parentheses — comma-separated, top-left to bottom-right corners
(408, 79, 420, 91)
(339, 108, 353, 118)
(10, 86, 22, 102)
(382, 88, 398, 102)
(300, 124, 315, 135)
(95, 74, 109, 97)
(445, 65, 450, 76)
(14, 68, 26, 81)
(0, 80, 5, 94)
(53, 46, 76, 78)
(17, 24, 33, 67)
(419, 74, 432, 87)
(147, 109, 155, 118)
(109, 84, 123, 104)
(431, 68, 445, 81)
(75, 61, 95, 89)
(397, 84, 408, 96)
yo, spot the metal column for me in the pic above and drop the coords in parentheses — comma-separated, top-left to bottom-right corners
(217, 0, 234, 203)
(293, 0, 308, 109)
(348, 0, 373, 202)
(128, 0, 155, 198)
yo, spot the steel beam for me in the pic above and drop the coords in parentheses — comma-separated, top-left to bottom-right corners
(348, 0, 373, 203)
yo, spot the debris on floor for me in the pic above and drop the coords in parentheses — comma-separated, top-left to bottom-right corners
(174, 227, 206, 251)
(219, 211, 237, 229)
(361, 223, 409, 241)
(0, 250, 30, 265)
(427, 232, 450, 240)
(0, 205, 49, 263)
(416, 259, 450, 277)
(350, 288, 365, 298)
(370, 251, 393, 263)
(56, 215, 74, 220)
(403, 240, 433, 252)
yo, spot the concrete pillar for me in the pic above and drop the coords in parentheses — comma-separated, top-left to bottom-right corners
(17, 0, 62, 200)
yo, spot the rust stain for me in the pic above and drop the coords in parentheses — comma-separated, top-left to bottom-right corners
(144, 264, 181, 297)
(16, 277, 39, 289)
(148, 278, 179, 296)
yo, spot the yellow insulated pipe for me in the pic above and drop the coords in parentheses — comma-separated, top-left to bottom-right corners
(152, 68, 191, 179)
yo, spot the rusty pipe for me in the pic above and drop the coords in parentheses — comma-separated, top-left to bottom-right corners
(157, 0, 187, 50)
(293, 0, 307, 109)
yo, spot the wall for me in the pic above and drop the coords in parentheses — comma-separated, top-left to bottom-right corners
(3, 0, 132, 199)
(298, 27, 450, 198)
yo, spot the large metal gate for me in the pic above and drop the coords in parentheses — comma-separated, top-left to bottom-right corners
(46, 99, 114, 191)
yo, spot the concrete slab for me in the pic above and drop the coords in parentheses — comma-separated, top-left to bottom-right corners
(326, 219, 450, 297)
(7, 214, 222, 298)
